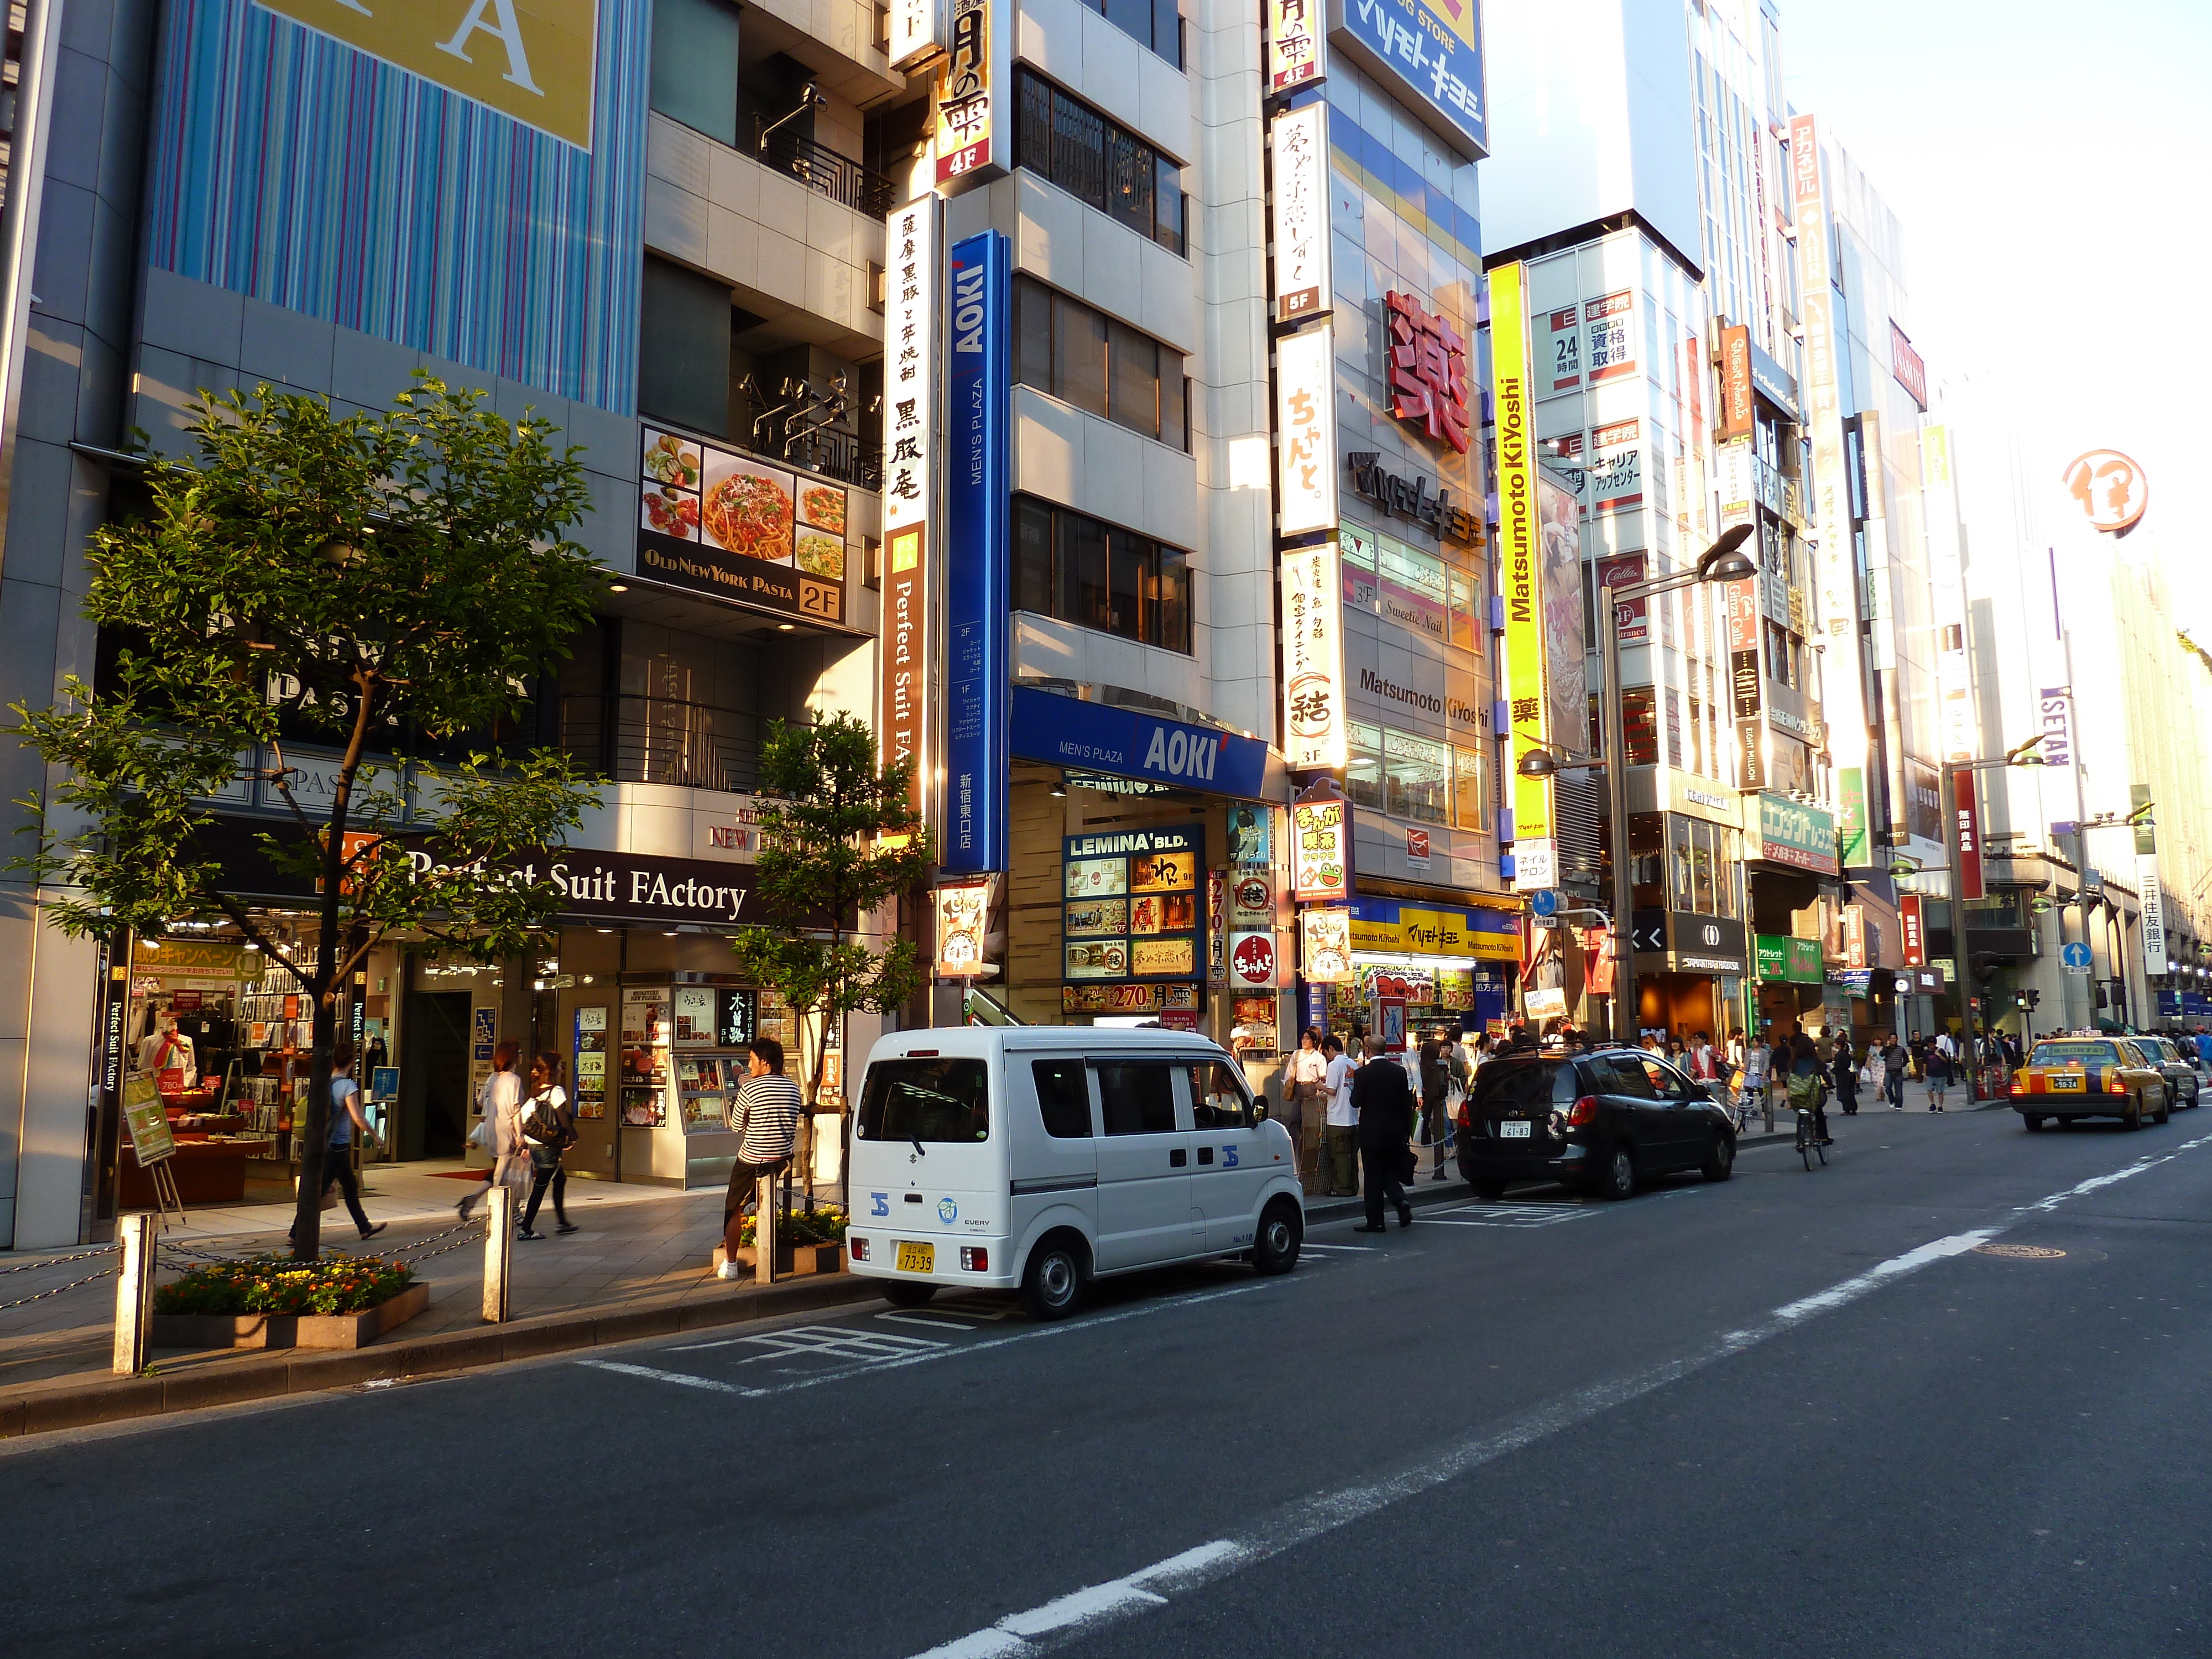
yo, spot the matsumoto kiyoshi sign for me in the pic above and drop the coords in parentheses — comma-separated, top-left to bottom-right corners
(1326, 0, 1485, 158)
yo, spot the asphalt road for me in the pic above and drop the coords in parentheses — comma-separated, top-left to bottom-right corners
(5, 1105, 2209, 1659)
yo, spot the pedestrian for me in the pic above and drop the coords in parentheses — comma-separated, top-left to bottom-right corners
(457, 1042, 525, 1223)
(1349, 1051, 1415, 1233)
(1833, 1036, 1861, 1115)
(1286, 1027, 1328, 1181)
(517, 1050, 578, 1240)
(1925, 1039, 1953, 1110)
(290, 1045, 387, 1246)
(1345, 1023, 1368, 1063)
(1882, 1034, 1908, 1109)
(718, 1035, 805, 1280)
(1740, 1031, 1772, 1131)
(1322, 1035, 1359, 1197)
(1415, 1028, 1449, 1180)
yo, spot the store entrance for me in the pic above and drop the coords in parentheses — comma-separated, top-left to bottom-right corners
(402, 991, 473, 1159)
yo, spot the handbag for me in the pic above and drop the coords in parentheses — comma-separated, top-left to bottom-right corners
(466, 1117, 494, 1153)
(1858, 1065, 1875, 1085)
(1395, 1142, 1417, 1185)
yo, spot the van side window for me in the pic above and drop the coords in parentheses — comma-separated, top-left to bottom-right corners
(1187, 1061, 1251, 1128)
(1032, 1060, 1093, 1138)
(1096, 1062, 1177, 1135)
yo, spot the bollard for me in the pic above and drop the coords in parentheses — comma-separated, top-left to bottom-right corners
(482, 1183, 514, 1323)
(113, 1213, 156, 1376)
(754, 1173, 775, 1286)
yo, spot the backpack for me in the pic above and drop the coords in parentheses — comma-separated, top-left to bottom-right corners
(1786, 1070, 1822, 1110)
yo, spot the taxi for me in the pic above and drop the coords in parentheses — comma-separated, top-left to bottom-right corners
(2010, 1036, 2171, 1131)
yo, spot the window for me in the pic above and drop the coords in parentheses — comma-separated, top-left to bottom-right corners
(1385, 729, 1448, 824)
(650, 0, 741, 147)
(1032, 1060, 1093, 1138)
(855, 1058, 989, 1142)
(1469, 1060, 1578, 1109)
(1447, 566, 1479, 651)
(1186, 1061, 1252, 1128)
(1592, 1056, 1656, 1099)
(1015, 277, 1187, 447)
(638, 256, 733, 439)
(1097, 1062, 1177, 1134)
(1347, 721, 1384, 810)
(1011, 495, 1192, 653)
(1015, 70, 1186, 254)
(1452, 745, 1488, 832)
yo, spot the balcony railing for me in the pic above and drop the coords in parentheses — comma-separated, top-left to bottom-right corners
(563, 694, 759, 794)
(759, 126, 898, 220)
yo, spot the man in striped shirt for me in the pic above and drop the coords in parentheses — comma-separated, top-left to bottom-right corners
(719, 1036, 805, 1278)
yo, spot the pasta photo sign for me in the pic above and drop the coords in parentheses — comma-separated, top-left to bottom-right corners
(636, 426, 849, 627)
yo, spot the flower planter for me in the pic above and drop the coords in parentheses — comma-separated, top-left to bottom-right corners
(152, 1281, 430, 1351)
(711, 1243, 846, 1278)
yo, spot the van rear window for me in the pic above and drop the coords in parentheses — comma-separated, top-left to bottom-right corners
(857, 1058, 989, 1142)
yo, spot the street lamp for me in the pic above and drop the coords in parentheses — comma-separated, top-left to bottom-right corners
(1520, 525, 1757, 1043)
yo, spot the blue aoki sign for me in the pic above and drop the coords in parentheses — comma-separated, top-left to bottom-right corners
(941, 230, 1012, 874)
(1011, 688, 1270, 800)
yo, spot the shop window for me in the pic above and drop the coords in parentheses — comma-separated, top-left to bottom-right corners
(1032, 1060, 1093, 1138)
(1447, 565, 1479, 652)
(639, 256, 733, 440)
(1691, 819, 1718, 916)
(1452, 744, 1488, 833)
(1621, 688, 1659, 766)
(1015, 275, 1188, 447)
(1347, 722, 1384, 811)
(1097, 1062, 1177, 1134)
(1015, 495, 1193, 653)
(650, 0, 742, 147)
(1385, 728, 1448, 825)
(1015, 70, 1187, 254)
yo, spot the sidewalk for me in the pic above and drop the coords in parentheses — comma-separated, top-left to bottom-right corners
(0, 1166, 853, 1400)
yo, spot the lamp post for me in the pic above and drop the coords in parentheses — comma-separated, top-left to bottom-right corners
(1519, 526, 1756, 1044)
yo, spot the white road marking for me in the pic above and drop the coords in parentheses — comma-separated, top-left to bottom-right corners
(875, 1312, 986, 1330)
(1296, 1243, 1381, 1253)
(670, 1323, 946, 1360)
(898, 1136, 2212, 1659)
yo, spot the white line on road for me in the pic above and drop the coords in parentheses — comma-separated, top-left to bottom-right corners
(899, 1134, 2212, 1659)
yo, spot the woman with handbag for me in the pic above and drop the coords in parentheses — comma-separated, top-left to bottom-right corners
(517, 1050, 580, 1240)
(457, 1044, 525, 1223)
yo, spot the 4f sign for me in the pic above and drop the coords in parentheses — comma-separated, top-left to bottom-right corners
(257, 0, 600, 150)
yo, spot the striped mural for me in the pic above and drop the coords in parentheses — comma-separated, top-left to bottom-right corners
(145, 0, 649, 415)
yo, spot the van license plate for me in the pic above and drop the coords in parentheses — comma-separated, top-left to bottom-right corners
(896, 1241, 935, 1273)
(1499, 1120, 1532, 1139)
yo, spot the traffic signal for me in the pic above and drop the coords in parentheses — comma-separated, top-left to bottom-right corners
(2015, 993, 2030, 1010)
(2023, 988, 2041, 1009)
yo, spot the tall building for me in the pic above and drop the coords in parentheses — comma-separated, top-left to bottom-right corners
(0, 0, 893, 1248)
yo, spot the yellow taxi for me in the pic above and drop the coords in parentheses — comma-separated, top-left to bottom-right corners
(2010, 1036, 2171, 1131)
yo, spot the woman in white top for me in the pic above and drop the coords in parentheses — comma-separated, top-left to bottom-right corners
(457, 1042, 525, 1223)
(517, 1050, 577, 1240)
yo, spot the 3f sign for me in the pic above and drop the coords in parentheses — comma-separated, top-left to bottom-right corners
(259, 0, 599, 149)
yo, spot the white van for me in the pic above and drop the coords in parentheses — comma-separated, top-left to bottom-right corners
(845, 1026, 1305, 1318)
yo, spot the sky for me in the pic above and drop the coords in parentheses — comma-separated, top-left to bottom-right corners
(1780, 0, 2212, 627)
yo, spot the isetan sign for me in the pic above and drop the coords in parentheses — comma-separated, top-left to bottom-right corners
(1890, 322, 1928, 411)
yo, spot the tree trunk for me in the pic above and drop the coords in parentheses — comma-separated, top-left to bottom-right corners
(291, 992, 337, 1259)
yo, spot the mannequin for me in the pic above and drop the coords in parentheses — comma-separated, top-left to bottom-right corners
(145, 1014, 199, 1088)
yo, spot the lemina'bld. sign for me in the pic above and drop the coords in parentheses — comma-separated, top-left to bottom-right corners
(1345, 453, 1480, 544)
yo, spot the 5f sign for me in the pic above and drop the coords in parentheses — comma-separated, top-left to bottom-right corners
(256, 0, 601, 150)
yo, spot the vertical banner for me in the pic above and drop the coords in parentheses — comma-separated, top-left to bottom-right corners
(934, 0, 1005, 188)
(1900, 893, 1926, 966)
(1718, 324, 1753, 441)
(1281, 539, 1347, 769)
(1269, 102, 1332, 325)
(1490, 262, 1552, 886)
(1264, 0, 1326, 92)
(879, 197, 940, 821)
(1275, 322, 1338, 535)
(942, 229, 1011, 874)
(1791, 113, 1865, 794)
(1952, 768, 1984, 901)
(1726, 567, 1762, 791)
(2037, 685, 2075, 771)
(888, 0, 943, 69)
(2141, 854, 2167, 978)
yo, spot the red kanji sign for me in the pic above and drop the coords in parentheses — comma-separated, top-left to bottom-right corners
(1385, 290, 1470, 455)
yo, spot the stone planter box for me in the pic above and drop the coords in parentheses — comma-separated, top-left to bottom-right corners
(711, 1243, 846, 1277)
(152, 1281, 430, 1351)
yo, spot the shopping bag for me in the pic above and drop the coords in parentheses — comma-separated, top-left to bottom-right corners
(466, 1117, 494, 1152)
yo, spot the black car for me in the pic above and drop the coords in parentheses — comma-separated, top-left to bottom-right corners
(1455, 1048, 1738, 1201)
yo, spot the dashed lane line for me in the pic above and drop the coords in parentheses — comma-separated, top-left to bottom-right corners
(898, 1129, 2212, 1659)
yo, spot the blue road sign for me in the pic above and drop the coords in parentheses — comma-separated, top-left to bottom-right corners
(2062, 942, 2093, 972)
(1530, 889, 1559, 918)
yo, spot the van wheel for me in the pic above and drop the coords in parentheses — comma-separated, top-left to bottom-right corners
(1021, 1237, 1086, 1320)
(1253, 1200, 1302, 1275)
(881, 1281, 937, 1308)
(1471, 1179, 1507, 1201)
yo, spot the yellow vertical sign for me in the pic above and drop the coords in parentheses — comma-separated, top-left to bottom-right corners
(1490, 262, 1552, 849)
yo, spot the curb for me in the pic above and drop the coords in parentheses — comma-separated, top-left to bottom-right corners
(0, 1270, 880, 1443)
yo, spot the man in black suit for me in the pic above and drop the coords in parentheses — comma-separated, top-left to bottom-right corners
(1350, 1054, 1415, 1232)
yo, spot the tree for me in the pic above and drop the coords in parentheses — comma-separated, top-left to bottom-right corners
(9, 376, 605, 1258)
(730, 714, 933, 1191)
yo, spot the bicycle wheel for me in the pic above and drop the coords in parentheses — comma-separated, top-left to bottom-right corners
(1798, 1115, 1813, 1170)
(1814, 1130, 1828, 1166)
